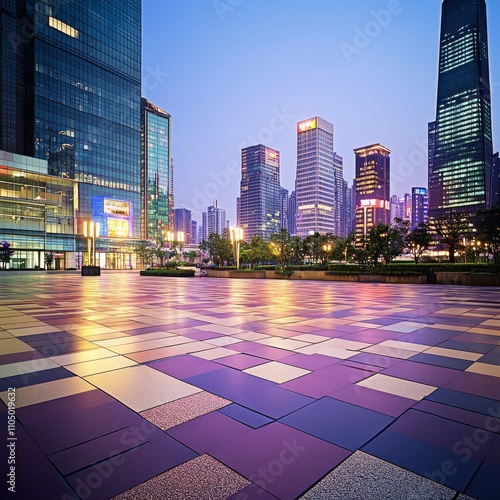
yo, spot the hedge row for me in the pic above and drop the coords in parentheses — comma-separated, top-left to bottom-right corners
(327, 263, 500, 276)
(140, 269, 195, 277)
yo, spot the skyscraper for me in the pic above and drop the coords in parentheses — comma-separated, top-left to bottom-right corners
(174, 208, 192, 244)
(280, 188, 289, 230)
(412, 187, 429, 229)
(295, 117, 335, 238)
(493, 152, 499, 206)
(332, 153, 344, 237)
(0, 0, 142, 269)
(142, 99, 173, 240)
(202, 201, 227, 240)
(239, 144, 281, 240)
(429, 0, 493, 218)
(354, 144, 391, 241)
(288, 190, 297, 236)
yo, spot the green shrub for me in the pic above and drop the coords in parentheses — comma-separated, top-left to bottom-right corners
(140, 269, 195, 277)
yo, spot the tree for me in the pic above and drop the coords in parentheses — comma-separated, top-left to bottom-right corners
(134, 241, 154, 267)
(332, 234, 356, 263)
(199, 231, 232, 268)
(407, 223, 431, 264)
(430, 212, 469, 263)
(380, 218, 409, 265)
(269, 228, 294, 269)
(289, 236, 305, 265)
(0, 241, 14, 269)
(472, 206, 500, 265)
(149, 231, 170, 267)
(45, 252, 54, 269)
(365, 223, 390, 266)
(240, 236, 273, 268)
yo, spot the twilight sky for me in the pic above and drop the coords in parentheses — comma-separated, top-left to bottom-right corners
(141, 0, 500, 225)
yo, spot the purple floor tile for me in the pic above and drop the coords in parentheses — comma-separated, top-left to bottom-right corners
(338, 360, 384, 373)
(382, 360, 462, 386)
(66, 426, 197, 500)
(348, 352, 404, 369)
(0, 367, 74, 392)
(465, 435, 500, 500)
(341, 330, 401, 344)
(243, 345, 294, 361)
(314, 363, 375, 383)
(444, 372, 500, 401)
(438, 340, 494, 354)
(281, 373, 351, 399)
(1, 424, 75, 498)
(425, 387, 500, 416)
(453, 333, 500, 347)
(182, 330, 224, 341)
(280, 397, 394, 451)
(409, 353, 473, 371)
(235, 387, 315, 419)
(228, 483, 280, 499)
(398, 329, 459, 345)
(328, 384, 416, 417)
(219, 404, 273, 428)
(0, 350, 45, 365)
(167, 411, 253, 453)
(148, 354, 221, 379)
(210, 422, 350, 499)
(214, 353, 269, 370)
(185, 367, 276, 401)
(17, 390, 142, 455)
(278, 353, 340, 371)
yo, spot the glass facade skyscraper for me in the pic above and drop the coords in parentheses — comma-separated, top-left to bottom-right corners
(429, 0, 493, 218)
(1, 0, 142, 268)
(354, 144, 391, 242)
(239, 144, 281, 240)
(295, 117, 335, 238)
(411, 187, 429, 230)
(142, 99, 172, 240)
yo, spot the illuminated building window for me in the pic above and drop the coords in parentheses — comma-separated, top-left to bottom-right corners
(49, 17, 79, 39)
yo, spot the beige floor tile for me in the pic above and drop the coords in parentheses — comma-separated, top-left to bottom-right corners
(50, 347, 116, 366)
(255, 338, 310, 350)
(357, 374, 436, 400)
(292, 334, 331, 343)
(361, 345, 419, 360)
(64, 356, 138, 377)
(84, 365, 202, 412)
(192, 347, 239, 360)
(467, 327, 500, 337)
(0, 338, 34, 355)
(425, 347, 483, 361)
(94, 331, 173, 347)
(466, 362, 500, 378)
(204, 337, 244, 347)
(380, 340, 432, 353)
(244, 361, 310, 383)
(0, 358, 60, 378)
(0, 377, 94, 408)
(234, 331, 271, 341)
(379, 321, 429, 333)
(109, 336, 194, 355)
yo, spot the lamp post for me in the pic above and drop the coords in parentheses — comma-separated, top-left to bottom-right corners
(230, 227, 243, 269)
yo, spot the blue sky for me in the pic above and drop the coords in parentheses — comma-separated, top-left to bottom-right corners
(142, 0, 500, 225)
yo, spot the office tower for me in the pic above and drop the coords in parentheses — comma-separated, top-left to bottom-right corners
(332, 153, 344, 237)
(142, 99, 173, 241)
(288, 190, 297, 236)
(493, 152, 499, 206)
(280, 188, 289, 230)
(236, 197, 241, 227)
(239, 144, 281, 240)
(341, 180, 353, 238)
(174, 208, 192, 243)
(191, 220, 198, 245)
(0, 0, 142, 269)
(354, 144, 391, 241)
(412, 187, 429, 229)
(202, 201, 226, 240)
(429, 0, 493, 218)
(390, 193, 411, 224)
(295, 117, 335, 238)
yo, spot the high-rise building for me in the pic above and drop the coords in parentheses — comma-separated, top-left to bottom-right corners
(288, 190, 297, 236)
(0, 0, 142, 269)
(390, 193, 411, 224)
(295, 117, 335, 238)
(354, 144, 391, 241)
(280, 188, 289, 230)
(429, 0, 493, 218)
(174, 208, 192, 244)
(142, 99, 173, 240)
(412, 187, 429, 229)
(191, 220, 198, 245)
(239, 144, 281, 240)
(341, 180, 354, 238)
(202, 201, 226, 240)
(493, 152, 499, 206)
(332, 153, 344, 237)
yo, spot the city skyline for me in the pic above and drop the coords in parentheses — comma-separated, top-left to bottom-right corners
(142, 0, 500, 224)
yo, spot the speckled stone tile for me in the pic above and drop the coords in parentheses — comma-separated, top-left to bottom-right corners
(140, 391, 231, 430)
(300, 451, 456, 500)
(112, 454, 250, 500)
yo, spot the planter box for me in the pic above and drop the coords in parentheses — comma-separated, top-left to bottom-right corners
(81, 266, 101, 276)
(230, 271, 265, 279)
(462, 274, 500, 287)
(359, 275, 385, 282)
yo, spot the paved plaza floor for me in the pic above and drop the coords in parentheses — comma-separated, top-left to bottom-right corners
(0, 272, 499, 499)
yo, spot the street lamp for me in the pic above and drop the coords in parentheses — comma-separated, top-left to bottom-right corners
(83, 220, 100, 266)
(230, 227, 244, 269)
